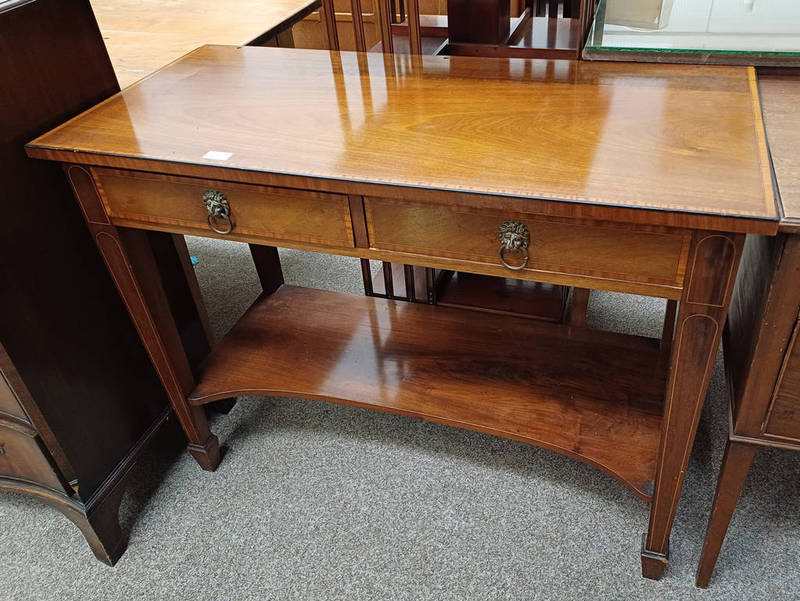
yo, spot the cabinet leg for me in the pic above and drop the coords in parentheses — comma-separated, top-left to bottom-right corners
(5, 479, 130, 566)
(65, 165, 220, 471)
(695, 440, 756, 588)
(79, 477, 129, 565)
(642, 232, 743, 579)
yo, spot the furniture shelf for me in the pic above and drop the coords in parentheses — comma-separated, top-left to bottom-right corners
(189, 285, 667, 500)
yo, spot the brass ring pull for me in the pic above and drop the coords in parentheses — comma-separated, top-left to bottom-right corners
(203, 189, 233, 235)
(497, 221, 530, 271)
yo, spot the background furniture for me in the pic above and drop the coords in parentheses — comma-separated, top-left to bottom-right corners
(445, 0, 597, 58)
(695, 71, 800, 587)
(584, 0, 800, 66)
(27, 46, 776, 578)
(299, 0, 597, 57)
(91, 0, 321, 87)
(0, 0, 206, 564)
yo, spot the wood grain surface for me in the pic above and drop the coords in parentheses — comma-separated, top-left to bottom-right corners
(28, 46, 776, 231)
(188, 285, 668, 500)
(758, 74, 800, 230)
(94, 168, 355, 249)
(365, 196, 691, 288)
(91, 0, 319, 87)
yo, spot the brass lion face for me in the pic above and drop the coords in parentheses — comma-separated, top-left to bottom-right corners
(203, 189, 230, 219)
(498, 220, 530, 250)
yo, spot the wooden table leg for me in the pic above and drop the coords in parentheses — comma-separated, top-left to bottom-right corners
(641, 231, 744, 580)
(65, 165, 221, 471)
(660, 299, 678, 355)
(249, 244, 284, 296)
(695, 440, 756, 588)
(569, 288, 590, 326)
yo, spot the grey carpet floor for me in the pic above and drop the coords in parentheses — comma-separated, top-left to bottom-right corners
(2, 237, 798, 600)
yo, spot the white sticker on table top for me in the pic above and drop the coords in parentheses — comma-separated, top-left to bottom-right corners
(203, 150, 233, 161)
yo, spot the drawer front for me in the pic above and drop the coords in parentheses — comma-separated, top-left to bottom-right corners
(94, 168, 355, 249)
(365, 198, 690, 293)
(0, 424, 63, 490)
(763, 319, 800, 443)
(0, 371, 28, 423)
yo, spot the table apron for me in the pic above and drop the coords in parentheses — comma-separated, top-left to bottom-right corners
(92, 167, 693, 300)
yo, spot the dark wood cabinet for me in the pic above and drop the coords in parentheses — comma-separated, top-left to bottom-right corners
(695, 73, 800, 587)
(0, 0, 200, 565)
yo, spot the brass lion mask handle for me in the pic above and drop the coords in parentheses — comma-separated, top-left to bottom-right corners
(497, 220, 530, 271)
(203, 189, 233, 235)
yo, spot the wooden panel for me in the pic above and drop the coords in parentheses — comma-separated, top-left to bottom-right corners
(27, 46, 776, 232)
(437, 272, 569, 322)
(94, 168, 355, 249)
(727, 235, 800, 439)
(758, 75, 800, 231)
(0, 0, 172, 501)
(763, 318, 800, 442)
(0, 369, 28, 424)
(0, 423, 63, 491)
(365, 197, 690, 289)
(447, 0, 510, 44)
(189, 286, 667, 500)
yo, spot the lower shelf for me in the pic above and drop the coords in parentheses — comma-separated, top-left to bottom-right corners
(189, 285, 667, 500)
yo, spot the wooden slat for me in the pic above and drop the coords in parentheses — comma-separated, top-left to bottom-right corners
(375, 0, 394, 53)
(425, 267, 436, 304)
(382, 261, 395, 298)
(350, 0, 367, 52)
(403, 264, 416, 300)
(321, 0, 339, 50)
(406, 0, 422, 55)
(360, 259, 374, 295)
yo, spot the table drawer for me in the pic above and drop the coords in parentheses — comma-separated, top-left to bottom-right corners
(763, 318, 800, 443)
(0, 423, 63, 490)
(94, 168, 355, 249)
(0, 370, 28, 423)
(365, 197, 691, 293)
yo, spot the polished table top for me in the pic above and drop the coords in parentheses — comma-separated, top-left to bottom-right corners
(91, 0, 319, 87)
(584, 0, 800, 65)
(29, 46, 776, 230)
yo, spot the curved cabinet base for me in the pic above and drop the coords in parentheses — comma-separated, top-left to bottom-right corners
(0, 477, 126, 565)
(0, 406, 174, 565)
